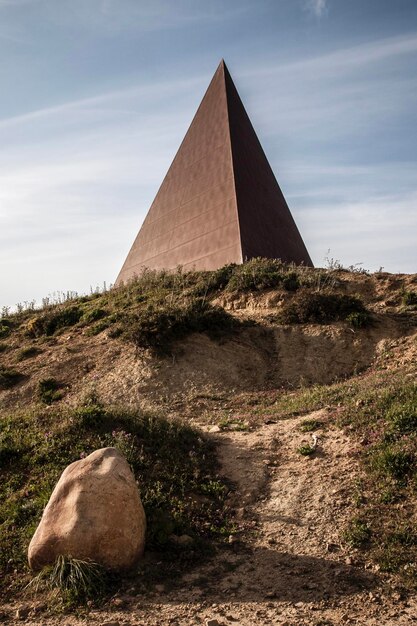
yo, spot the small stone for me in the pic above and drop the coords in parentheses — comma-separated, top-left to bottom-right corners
(171, 534, 194, 546)
(16, 606, 30, 620)
(205, 620, 220, 626)
(209, 425, 221, 433)
(101, 622, 120, 626)
(155, 584, 166, 592)
(228, 535, 239, 544)
(326, 542, 340, 553)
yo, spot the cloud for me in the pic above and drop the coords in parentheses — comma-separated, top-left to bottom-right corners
(305, 0, 328, 18)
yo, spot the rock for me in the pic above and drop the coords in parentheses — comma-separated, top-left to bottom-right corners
(208, 425, 221, 433)
(28, 447, 146, 571)
(205, 620, 221, 626)
(15, 606, 30, 620)
(170, 533, 194, 546)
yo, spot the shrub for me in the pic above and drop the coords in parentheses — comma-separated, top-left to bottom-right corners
(26, 306, 83, 337)
(17, 346, 42, 361)
(226, 257, 300, 292)
(128, 299, 237, 354)
(0, 319, 12, 338)
(279, 292, 369, 325)
(37, 378, 63, 404)
(0, 366, 23, 390)
(297, 444, 315, 456)
(402, 291, 417, 306)
(82, 308, 108, 324)
(343, 518, 372, 548)
(85, 320, 110, 336)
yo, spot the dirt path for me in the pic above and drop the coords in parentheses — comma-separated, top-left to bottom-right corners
(11, 408, 417, 626)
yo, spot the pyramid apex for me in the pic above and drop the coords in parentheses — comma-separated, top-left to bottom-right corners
(116, 62, 313, 285)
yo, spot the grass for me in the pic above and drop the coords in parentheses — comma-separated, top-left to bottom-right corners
(299, 418, 324, 432)
(27, 555, 108, 605)
(336, 378, 417, 586)
(0, 397, 232, 601)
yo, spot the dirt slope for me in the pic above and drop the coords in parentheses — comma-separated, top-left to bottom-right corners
(1, 269, 417, 625)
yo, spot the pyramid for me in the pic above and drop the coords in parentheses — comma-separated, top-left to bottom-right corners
(116, 60, 312, 285)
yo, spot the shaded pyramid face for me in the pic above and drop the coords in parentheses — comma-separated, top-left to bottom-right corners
(116, 61, 312, 285)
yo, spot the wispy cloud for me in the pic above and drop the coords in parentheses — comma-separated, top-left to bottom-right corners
(305, 0, 328, 19)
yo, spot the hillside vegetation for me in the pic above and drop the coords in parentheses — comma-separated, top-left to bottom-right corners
(0, 259, 416, 621)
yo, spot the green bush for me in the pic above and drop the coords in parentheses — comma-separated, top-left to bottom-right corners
(82, 308, 108, 324)
(26, 306, 82, 337)
(403, 291, 417, 306)
(0, 366, 23, 390)
(279, 292, 369, 325)
(343, 518, 372, 548)
(0, 319, 12, 338)
(17, 346, 42, 361)
(128, 299, 237, 354)
(37, 378, 63, 404)
(226, 257, 300, 292)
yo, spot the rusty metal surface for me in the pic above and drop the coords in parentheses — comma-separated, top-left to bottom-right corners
(116, 61, 312, 286)
(224, 64, 313, 266)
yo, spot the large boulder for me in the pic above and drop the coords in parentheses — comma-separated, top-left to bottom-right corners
(28, 447, 146, 571)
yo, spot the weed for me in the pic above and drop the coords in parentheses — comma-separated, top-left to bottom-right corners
(37, 378, 63, 404)
(28, 555, 107, 604)
(297, 444, 315, 456)
(372, 447, 414, 482)
(299, 419, 323, 432)
(343, 518, 372, 548)
(218, 417, 249, 431)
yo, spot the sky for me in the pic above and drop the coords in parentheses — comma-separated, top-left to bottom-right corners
(1, 0, 416, 308)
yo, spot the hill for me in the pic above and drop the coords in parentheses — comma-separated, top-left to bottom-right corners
(0, 259, 416, 625)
